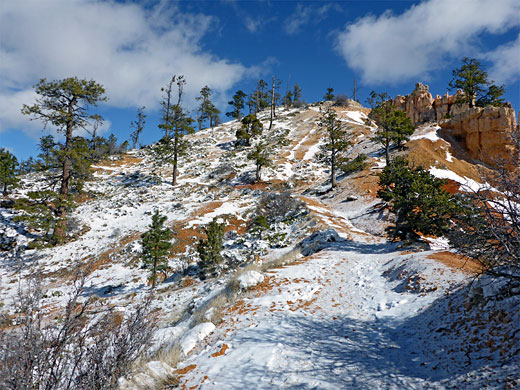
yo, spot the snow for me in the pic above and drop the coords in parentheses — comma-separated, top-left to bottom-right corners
(410, 125, 441, 142)
(429, 167, 487, 192)
(344, 110, 367, 124)
(446, 150, 454, 162)
(236, 270, 264, 289)
(180, 322, 216, 355)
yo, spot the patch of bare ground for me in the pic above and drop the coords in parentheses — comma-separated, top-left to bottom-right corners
(427, 251, 484, 275)
(407, 138, 489, 184)
(345, 163, 381, 198)
(95, 154, 143, 169)
(294, 130, 322, 160)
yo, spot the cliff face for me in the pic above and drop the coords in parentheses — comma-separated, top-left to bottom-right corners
(440, 106, 518, 166)
(395, 83, 518, 166)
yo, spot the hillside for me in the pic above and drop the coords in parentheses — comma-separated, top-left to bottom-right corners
(1, 102, 519, 389)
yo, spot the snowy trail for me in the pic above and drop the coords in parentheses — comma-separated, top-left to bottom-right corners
(177, 202, 464, 389)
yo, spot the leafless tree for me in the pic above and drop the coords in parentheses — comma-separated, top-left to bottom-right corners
(449, 128, 520, 294)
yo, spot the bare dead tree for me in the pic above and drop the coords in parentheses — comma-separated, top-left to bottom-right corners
(449, 127, 520, 294)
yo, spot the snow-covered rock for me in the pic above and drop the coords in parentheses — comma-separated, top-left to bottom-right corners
(237, 270, 264, 289)
(180, 322, 215, 355)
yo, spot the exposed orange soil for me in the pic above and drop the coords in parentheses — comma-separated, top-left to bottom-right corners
(94, 154, 143, 169)
(427, 251, 484, 275)
(294, 130, 322, 160)
(211, 343, 229, 357)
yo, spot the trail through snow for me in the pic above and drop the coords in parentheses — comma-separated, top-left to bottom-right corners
(178, 205, 470, 389)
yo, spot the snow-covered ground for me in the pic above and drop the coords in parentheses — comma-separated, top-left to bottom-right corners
(1, 103, 519, 389)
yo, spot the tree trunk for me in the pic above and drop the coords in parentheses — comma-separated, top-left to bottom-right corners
(172, 135, 178, 186)
(2, 183, 7, 196)
(256, 164, 261, 182)
(269, 76, 275, 130)
(53, 121, 73, 242)
(331, 151, 337, 189)
(152, 258, 157, 289)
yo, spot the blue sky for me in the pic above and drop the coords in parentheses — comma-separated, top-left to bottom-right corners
(1, 0, 519, 161)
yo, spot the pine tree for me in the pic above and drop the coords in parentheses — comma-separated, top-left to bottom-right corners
(378, 156, 456, 240)
(196, 86, 216, 130)
(324, 87, 335, 101)
(0, 148, 19, 196)
(197, 217, 225, 279)
(282, 90, 293, 108)
(449, 57, 505, 108)
(141, 210, 172, 289)
(226, 90, 247, 120)
(236, 114, 263, 147)
(293, 84, 302, 106)
(247, 142, 272, 182)
(21, 77, 107, 241)
(368, 91, 414, 164)
(317, 105, 351, 189)
(155, 75, 194, 185)
(130, 106, 146, 149)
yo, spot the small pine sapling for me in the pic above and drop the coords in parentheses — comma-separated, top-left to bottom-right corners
(197, 217, 225, 279)
(247, 143, 272, 182)
(141, 210, 172, 289)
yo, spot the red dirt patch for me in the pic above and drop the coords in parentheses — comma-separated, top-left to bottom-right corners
(211, 343, 229, 357)
(427, 251, 484, 275)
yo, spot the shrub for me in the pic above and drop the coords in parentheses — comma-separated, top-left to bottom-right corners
(378, 156, 457, 240)
(257, 191, 306, 224)
(0, 272, 155, 390)
(340, 154, 368, 175)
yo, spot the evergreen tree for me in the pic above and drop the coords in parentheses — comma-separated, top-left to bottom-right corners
(155, 75, 194, 185)
(0, 148, 19, 196)
(226, 90, 247, 120)
(197, 217, 225, 279)
(324, 87, 335, 101)
(378, 156, 456, 240)
(141, 210, 172, 289)
(282, 90, 293, 108)
(247, 142, 272, 182)
(196, 86, 215, 130)
(130, 106, 146, 149)
(21, 77, 107, 241)
(207, 102, 221, 129)
(317, 105, 351, 189)
(293, 84, 302, 106)
(236, 114, 263, 147)
(449, 57, 505, 108)
(368, 91, 414, 164)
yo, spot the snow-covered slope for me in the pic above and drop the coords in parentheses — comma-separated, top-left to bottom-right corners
(1, 103, 518, 389)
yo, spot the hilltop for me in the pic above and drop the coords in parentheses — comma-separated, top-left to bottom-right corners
(1, 98, 519, 389)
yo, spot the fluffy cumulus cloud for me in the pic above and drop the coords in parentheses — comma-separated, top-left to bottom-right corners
(487, 33, 520, 84)
(0, 0, 249, 134)
(336, 0, 520, 84)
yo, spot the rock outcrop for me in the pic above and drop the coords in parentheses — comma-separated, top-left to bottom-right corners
(439, 106, 518, 166)
(394, 83, 518, 166)
(393, 82, 469, 125)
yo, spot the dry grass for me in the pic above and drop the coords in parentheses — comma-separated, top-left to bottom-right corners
(427, 251, 484, 275)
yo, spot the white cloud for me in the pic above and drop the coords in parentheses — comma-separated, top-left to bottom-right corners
(0, 0, 250, 134)
(336, 0, 520, 84)
(486, 33, 520, 84)
(284, 4, 335, 35)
